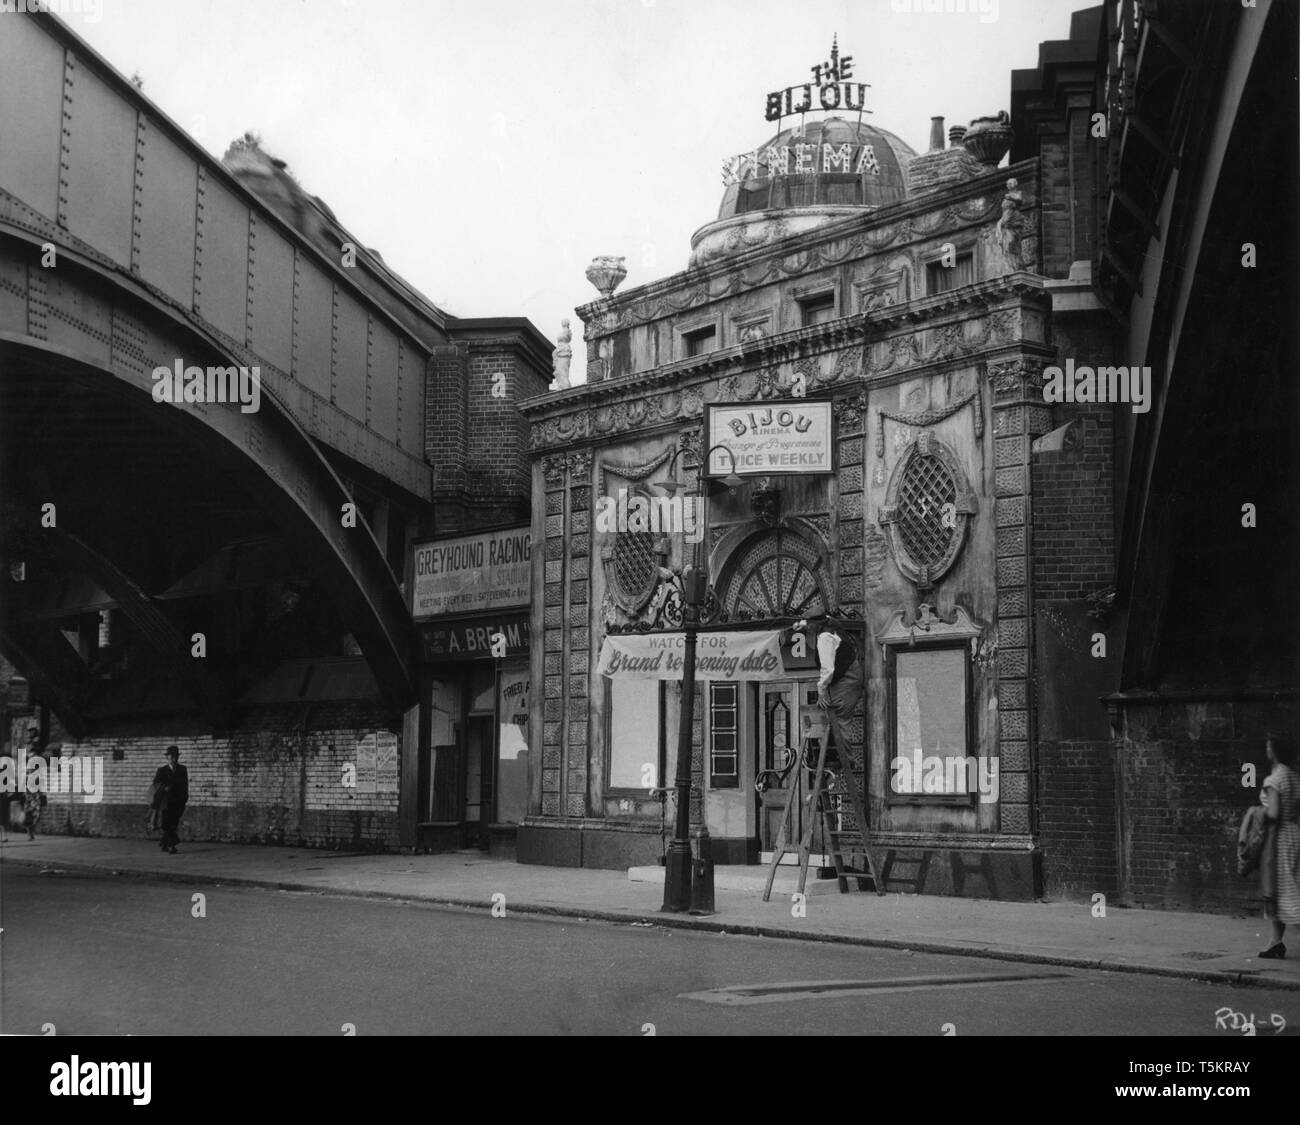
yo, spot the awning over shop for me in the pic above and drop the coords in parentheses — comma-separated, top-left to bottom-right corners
(596, 630, 786, 682)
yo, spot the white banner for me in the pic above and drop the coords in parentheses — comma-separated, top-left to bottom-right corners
(597, 630, 785, 681)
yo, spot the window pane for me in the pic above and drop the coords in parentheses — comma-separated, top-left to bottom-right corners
(801, 295, 835, 327)
(927, 253, 974, 294)
(469, 666, 495, 712)
(894, 648, 968, 793)
(710, 682, 739, 788)
(610, 679, 660, 789)
(685, 326, 716, 357)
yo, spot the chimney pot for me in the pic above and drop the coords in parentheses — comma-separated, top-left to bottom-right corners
(929, 116, 946, 151)
(949, 125, 967, 145)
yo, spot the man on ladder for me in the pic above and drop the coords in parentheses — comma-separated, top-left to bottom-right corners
(761, 612, 885, 900)
(805, 612, 862, 756)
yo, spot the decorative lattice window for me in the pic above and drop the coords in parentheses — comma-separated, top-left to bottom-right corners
(896, 454, 958, 570)
(879, 431, 975, 587)
(607, 524, 658, 614)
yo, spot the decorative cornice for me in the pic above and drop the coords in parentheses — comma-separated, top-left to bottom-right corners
(521, 317, 866, 416)
(866, 272, 1049, 331)
(522, 275, 1051, 431)
(573, 157, 1042, 329)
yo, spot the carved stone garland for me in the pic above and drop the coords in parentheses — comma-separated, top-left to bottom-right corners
(875, 388, 983, 459)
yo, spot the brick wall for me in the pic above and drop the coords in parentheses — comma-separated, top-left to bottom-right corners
(1037, 738, 1117, 899)
(426, 337, 548, 533)
(1035, 102, 1096, 278)
(27, 704, 400, 849)
(426, 344, 470, 512)
(1032, 407, 1113, 600)
(1115, 699, 1295, 913)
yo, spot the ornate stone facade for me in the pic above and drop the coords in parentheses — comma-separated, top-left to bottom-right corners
(519, 143, 1054, 887)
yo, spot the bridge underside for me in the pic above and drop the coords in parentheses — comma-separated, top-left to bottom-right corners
(0, 237, 420, 732)
(1115, 5, 1298, 697)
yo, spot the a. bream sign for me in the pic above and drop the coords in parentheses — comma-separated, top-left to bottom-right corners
(706, 401, 833, 476)
(411, 526, 530, 618)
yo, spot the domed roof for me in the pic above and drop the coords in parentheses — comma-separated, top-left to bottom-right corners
(718, 117, 916, 220)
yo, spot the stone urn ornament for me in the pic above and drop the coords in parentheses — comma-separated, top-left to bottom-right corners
(963, 110, 1013, 166)
(585, 255, 627, 299)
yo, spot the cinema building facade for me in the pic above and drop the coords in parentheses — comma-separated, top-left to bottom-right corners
(516, 48, 1119, 895)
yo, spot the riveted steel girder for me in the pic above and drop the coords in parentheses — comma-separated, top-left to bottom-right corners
(0, 233, 418, 712)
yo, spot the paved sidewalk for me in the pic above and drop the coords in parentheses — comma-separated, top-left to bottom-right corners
(4, 835, 1298, 991)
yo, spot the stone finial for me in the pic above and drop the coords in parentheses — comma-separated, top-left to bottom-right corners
(585, 256, 627, 299)
(551, 318, 573, 391)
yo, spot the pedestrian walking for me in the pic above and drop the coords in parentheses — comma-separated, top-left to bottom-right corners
(1258, 731, 1300, 959)
(21, 726, 47, 842)
(151, 745, 189, 854)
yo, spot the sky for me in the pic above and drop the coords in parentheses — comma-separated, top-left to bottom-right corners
(65, 0, 1098, 369)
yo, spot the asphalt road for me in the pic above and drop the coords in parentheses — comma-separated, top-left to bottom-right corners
(2, 868, 1296, 1037)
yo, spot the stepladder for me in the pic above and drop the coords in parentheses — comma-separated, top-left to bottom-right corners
(761, 708, 886, 901)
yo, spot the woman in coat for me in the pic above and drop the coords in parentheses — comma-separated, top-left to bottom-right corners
(1259, 731, 1300, 959)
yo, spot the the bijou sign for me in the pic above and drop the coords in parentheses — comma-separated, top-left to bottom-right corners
(723, 39, 877, 188)
(706, 401, 833, 476)
(597, 630, 785, 682)
(411, 526, 530, 618)
(764, 38, 866, 121)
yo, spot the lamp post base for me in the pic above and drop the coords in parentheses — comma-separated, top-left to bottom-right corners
(661, 838, 693, 913)
(690, 826, 715, 916)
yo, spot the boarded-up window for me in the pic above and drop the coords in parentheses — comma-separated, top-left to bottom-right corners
(892, 646, 970, 795)
(608, 679, 663, 790)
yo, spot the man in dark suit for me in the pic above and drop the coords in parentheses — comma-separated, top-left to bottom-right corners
(152, 745, 189, 854)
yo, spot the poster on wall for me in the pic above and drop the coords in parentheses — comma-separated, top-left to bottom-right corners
(705, 401, 833, 476)
(410, 526, 531, 618)
(375, 732, 399, 794)
(597, 630, 786, 682)
(496, 667, 530, 824)
(354, 733, 377, 795)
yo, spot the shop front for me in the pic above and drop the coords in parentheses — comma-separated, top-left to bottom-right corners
(595, 626, 828, 865)
(406, 527, 532, 855)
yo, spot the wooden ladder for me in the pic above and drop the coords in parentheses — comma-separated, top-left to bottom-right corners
(762, 726, 886, 901)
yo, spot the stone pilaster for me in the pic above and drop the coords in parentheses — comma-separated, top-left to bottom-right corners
(541, 454, 567, 817)
(564, 450, 593, 817)
(988, 358, 1049, 835)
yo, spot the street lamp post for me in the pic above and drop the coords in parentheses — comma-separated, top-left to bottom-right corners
(658, 443, 743, 914)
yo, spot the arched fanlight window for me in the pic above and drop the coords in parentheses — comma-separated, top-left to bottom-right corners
(719, 532, 829, 622)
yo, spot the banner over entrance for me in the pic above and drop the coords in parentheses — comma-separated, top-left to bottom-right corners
(597, 630, 785, 682)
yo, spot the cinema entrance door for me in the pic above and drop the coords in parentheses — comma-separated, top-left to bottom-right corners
(755, 677, 824, 862)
